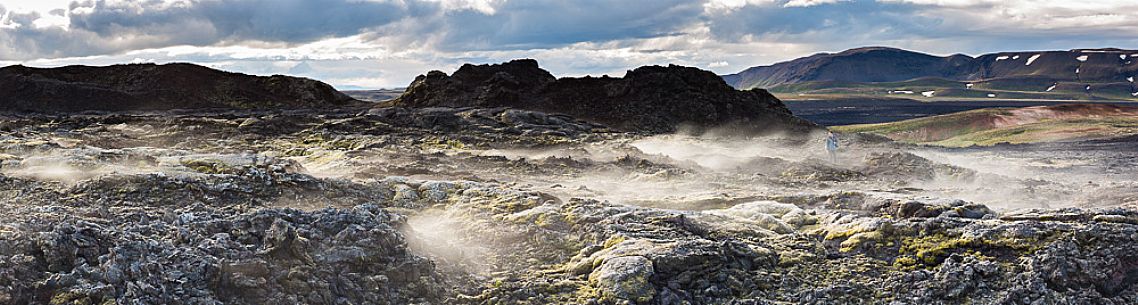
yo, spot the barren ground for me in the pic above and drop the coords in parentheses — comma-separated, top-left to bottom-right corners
(3, 108, 1138, 304)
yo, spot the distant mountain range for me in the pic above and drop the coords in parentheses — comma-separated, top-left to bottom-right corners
(722, 47, 1138, 101)
(342, 88, 406, 102)
(0, 63, 360, 112)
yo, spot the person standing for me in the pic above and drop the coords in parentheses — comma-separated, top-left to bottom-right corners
(825, 131, 839, 163)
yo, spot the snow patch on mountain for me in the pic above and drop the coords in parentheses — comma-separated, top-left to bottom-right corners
(1026, 54, 1041, 65)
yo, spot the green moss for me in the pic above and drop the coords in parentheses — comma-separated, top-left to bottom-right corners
(419, 138, 468, 150)
(900, 233, 974, 264)
(897, 231, 1054, 266)
(574, 285, 602, 303)
(823, 227, 862, 241)
(181, 159, 236, 174)
(50, 291, 108, 305)
(893, 255, 917, 267)
(777, 249, 816, 266)
(840, 230, 887, 253)
(602, 235, 627, 249)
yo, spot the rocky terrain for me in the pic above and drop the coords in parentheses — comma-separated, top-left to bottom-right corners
(388, 59, 815, 134)
(722, 47, 1138, 101)
(0, 63, 361, 112)
(0, 102, 1137, 304)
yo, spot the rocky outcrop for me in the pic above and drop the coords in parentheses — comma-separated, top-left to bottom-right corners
(0, 63, 361, 112)
(387, 59, 817, 134)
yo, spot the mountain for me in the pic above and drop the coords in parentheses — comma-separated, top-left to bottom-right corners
(723, 47, 1138, 101)
(386, 59, 817, 134)
(0, 63, 361, 112)
(343, 88, 406, 102)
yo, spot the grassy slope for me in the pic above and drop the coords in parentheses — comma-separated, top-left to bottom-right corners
(833, 105, 1138, 147)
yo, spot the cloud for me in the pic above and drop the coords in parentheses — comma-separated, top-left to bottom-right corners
(2, 0, 709, 60)
(875, 0, 1138, 36)
(701, 0, 1138, 58)
(783, 0, 848, 8)
(392, 0, 706, 52)
(2, 0, 1137, 89)
(0, 0, 447, 60)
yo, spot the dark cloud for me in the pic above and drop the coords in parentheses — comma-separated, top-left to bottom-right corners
(1, 0, 435, 59)
(2, 0, 710, 60)
(430, 0, 705, 51)
(67, 0, 423, 44)
(706, 1, 950, 43)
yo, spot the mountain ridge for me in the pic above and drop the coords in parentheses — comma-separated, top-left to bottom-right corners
(0, 63, 362, 112)
(723, 47, 1138, 101)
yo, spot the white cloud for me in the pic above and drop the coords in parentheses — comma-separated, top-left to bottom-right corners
(704, 0, 776, 12)
(783, 0, 847, 8)
(880, 0, 1138, 34)
(424, 0, 506, 14)
(704, 0, 845, 11)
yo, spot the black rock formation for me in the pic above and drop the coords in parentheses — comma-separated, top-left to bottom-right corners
(0, 63, 361, 112)
(387, 59, 816, 134)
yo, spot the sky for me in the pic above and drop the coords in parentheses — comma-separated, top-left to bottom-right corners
(1, 0, 1137, 89)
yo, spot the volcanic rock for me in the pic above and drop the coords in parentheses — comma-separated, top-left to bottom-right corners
(0, 63, 361, 112)
(387, 59, 817, 134)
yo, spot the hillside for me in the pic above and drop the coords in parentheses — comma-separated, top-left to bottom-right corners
(386, 59, 817, 134)
(833, 103, 1138, 147)
(0, 63, 361, 112)
(343, 88, 406, 102)
(723, 47, 1138, 101)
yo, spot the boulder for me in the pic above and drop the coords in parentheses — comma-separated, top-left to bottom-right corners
(589, 256, 657, 303)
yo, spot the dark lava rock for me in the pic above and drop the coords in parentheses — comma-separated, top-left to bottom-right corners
(0, 203, 443, 305)
(387, 59, 817, 134)
(0, 63, 362, 112)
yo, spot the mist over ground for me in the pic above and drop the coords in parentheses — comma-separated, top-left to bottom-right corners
(2, 102, 1138, 304)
